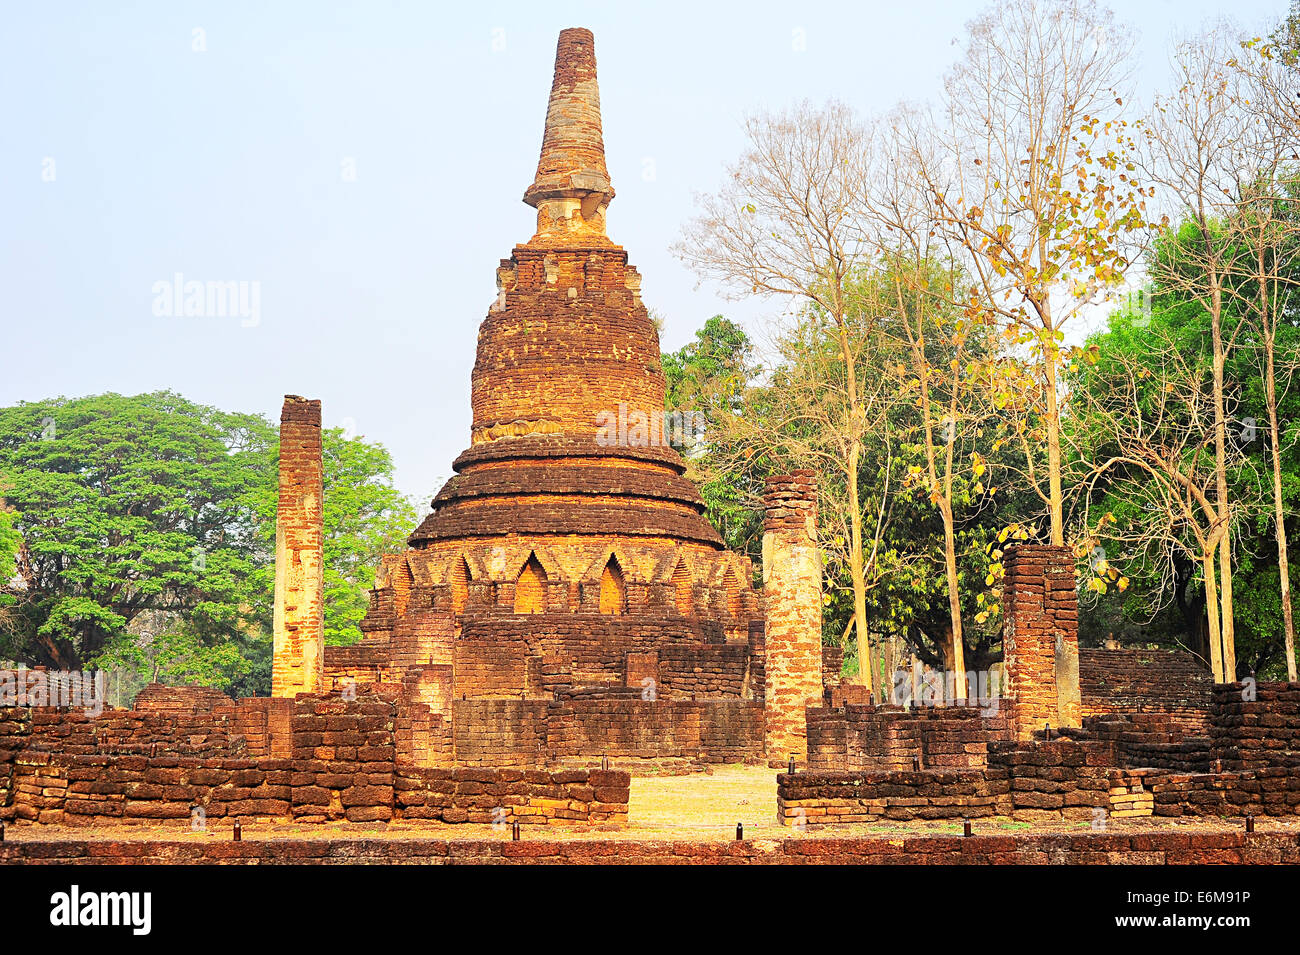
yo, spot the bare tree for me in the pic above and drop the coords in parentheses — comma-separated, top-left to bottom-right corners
(915, 0, 1148, 547)
(1231, 27, 1300, 679)
(868, 111, 1005, 698)
(1141, 24, 1282, 679)
(1072, 322, 1263, 680)
(676, 102, 887, 689)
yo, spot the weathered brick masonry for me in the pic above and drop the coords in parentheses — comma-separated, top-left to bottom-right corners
(449, 698, 763, 769)
(0, 690, 631, 827)
(779, 739, 1114, 825)
(295, 29, 833, 768)
(3, 831, 1295, 865)
(1056, 648, 1215, 771)
(785, 682, 1300, 826)
(762, 472, 823, 766)
(1002, 544, 1081, 738)
(1210, 682, 1300, 770)
(272, 396, 325, 697)
(396, 767, 628, 825)
(1079, 647, 1213, 721)
(806, 703, 1014, 771)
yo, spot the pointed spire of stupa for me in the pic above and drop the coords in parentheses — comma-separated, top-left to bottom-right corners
(523, 28, 615, 235)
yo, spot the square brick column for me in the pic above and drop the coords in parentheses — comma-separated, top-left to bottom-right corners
(1001, 544, 1081, 739)
(272, 396, 325, 697)
(762, 471, 823, 767)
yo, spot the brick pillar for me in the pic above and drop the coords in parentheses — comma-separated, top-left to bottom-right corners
(272, 396, 325, 698)
(1001, 544, 1081, 739)
(762, 471, 823, 767)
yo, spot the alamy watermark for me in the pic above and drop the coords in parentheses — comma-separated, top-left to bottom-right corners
(0, 669, 107, 716)
(152, 273, 261, 327)
(595, 403, 705, 450)
(891, 663, 1004, 718)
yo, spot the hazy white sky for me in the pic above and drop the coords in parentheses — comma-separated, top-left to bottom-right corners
(2, 0, 1290, 508)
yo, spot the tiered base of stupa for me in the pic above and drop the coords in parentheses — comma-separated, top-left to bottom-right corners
(320, 483, 794, 771)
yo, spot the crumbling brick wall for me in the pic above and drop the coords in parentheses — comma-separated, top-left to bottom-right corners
(805, 704, 1013, 772)
(7, 754, 632, 828)
(132, 684, 234, 713)
(1065, 712, 1211, 772)
(288, 692, 397, 822)
(0, 707, 31, 814)
(234, 697, 293, 758)
(1079, 648, 1212, 723)
(451, 700, 550, 766)
(2, 690, 632, 827)
(447, 698, 763, 767)
(1151, 768, 1300, 817)
(25, 707, 241, 757)
(447, 617, 752, 701)
(1001, 544, 1081, 739)
(0, 687, 292, 764)
(1211, 682, 1300, 771)
(777, 769, 1005, 825)
(9, 753, 295, 826)
(394, 767, 629, 825)
(780, 738, 1113, 825)
(985, 739, 1113, 821)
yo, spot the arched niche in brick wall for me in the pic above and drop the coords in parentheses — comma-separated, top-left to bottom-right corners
(514, 553, 548, 614)
(599, 555, 627, 615)
(393, 556, 415, 617)
(724, 564, 742, 619)
(672, 557, 693, 616)
(451, 557, 470, 615)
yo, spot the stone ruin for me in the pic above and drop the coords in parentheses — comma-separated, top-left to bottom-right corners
(1, 28, 1297, 836)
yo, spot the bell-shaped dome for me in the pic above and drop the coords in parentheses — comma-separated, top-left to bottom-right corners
(409, 29, 721, 549)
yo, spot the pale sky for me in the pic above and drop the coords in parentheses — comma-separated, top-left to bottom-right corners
(2, 0, 1290, 509)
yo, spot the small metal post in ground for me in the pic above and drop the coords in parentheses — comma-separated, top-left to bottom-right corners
(1246, 816, 1255, 833)
(788, 755, 796, 774)
(233, 821, 242, 842)
(963, 819, 972, 838)
(736, 823, 743, 841)
(512, 822, 521, 841)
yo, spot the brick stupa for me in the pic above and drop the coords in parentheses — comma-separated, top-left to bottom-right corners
(315, 29, 830, 769)
(375, 27, 747, 632)
(409, 27, 723, 554)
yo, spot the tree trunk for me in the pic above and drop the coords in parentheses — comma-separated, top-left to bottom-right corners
(941, 502, 967, 700)
(846, 441, 873, 693)
(1203, 549, 1224, 683)
(1209, 284, 1236, 678)
(1265, 340, 1297, 680)
(1043, 345, 1065, 547)
(1219, 533, 1237, 681)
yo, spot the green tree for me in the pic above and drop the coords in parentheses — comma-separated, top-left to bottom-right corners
(0, 392, 273, 671)
(663, 316, 767, 558)
(250, 427, 417, 647)
(0, 507, 20, 632)
(1069, 257, 1300, 678)
(0, 392, 417, 694)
